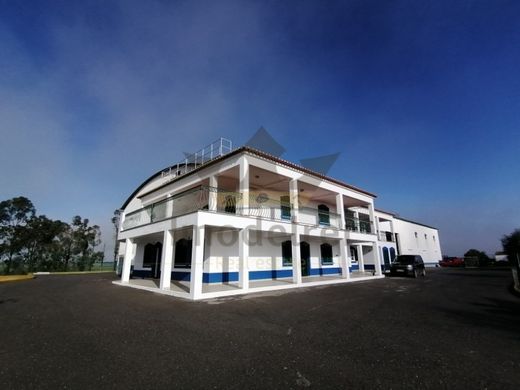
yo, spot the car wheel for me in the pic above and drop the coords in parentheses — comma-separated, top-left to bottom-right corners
(413, 269, 418, 278)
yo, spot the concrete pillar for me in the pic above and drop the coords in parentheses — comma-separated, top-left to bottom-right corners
(368, 203, 376, 235)
(289, 179, 299, 223)
(373, 241, 382, 276)
(358, 244, 365, 273)
(190, 225, 205, 300)
(209, 175, 218, 212)
(336, 194, 345, 230)
(339, 238, 350, 279)
(159, 230, 174, 290)
(122, 238, 134, 283)
(291, 231, 302, 285)
(239, 156, 249, 216)
(389, 218, 395, 242)
(239, 228, 249, 290)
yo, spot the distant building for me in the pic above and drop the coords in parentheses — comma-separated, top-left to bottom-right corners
(114, 138, 442, 300)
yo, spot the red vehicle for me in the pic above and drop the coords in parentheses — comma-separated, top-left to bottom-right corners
(439, 257, 465, 267)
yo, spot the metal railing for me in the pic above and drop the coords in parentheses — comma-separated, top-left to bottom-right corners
(345, 217, 373, 234)
(160, 138, 233, 180)
(123, 186, 350, 231)
(299, 207, 341, 229)
(378, 231, 395, 242)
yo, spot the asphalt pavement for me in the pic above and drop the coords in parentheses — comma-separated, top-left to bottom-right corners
(0, 268, 519, 389)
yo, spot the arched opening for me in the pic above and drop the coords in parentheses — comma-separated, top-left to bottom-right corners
(390, 247, 396, 262)
(281, 240, 292, 266)
(174, 238, 193, 268)
(382, 247, 390, 267)
(318, 204, 330, 226)
(300, 241, 310, 276)
(143, 242, 162, 278)
(320, 243, 333, 265)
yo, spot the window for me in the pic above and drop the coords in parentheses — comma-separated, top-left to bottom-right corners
(320, 243, 333, 265)
(318, 204, 330, 226)
(143, 242, 162, 268)
(414, 232, 418, 238)
(281, 240, 292, 266)
(280, 196, 291, 220)
(174, 238, 192, 268)
(424, 234, 427, 240)
(433, 235, 436, 242)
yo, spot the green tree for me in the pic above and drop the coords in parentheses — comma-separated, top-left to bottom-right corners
(502, 229, 520, 268)
(464, 249, 491, 266)
(70, 216, 102, 271)
(19, 216, 69, 272)
(0, 197, 35, 274)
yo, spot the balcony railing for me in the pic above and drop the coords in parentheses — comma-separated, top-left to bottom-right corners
(122, 186, 368, 233)
(378, 231, 395, 242)
(345, 217, 373, 234)
(299, 207, 341, 229)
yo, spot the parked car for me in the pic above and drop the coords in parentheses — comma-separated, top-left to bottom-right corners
(439, 257, 464, 267)
(389, 255, 426, 278)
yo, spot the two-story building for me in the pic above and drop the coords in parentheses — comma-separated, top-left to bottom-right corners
(114, 138, 442, 300)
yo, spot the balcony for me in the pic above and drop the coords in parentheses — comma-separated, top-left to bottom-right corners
(122, 186, 349, 231)
(378, 231, 395, 242)
(345, 217, 373, 234)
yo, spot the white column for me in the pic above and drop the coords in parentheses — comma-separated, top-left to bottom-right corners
(190, 225, 205, 300)
(209, 175, 218, 212)
(291, 231, 302, 284)
(389, 218, 395, 243)
(159, 230, 174, 290)
(122, 238, 134, 283)
(336, 194, 345, 230)
(358, 244, 365, 273)
(239, 156, 249, 216)
(239, 228, 249, 290)
(339, 238, 349, 279)
(368, 203, 376, 235)
(373, 242, 382, 276)
(374, 215, 381, 240)
(289, 179, 299, 223)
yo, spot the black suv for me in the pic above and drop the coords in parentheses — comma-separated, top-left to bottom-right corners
(389, 255, 426, 278)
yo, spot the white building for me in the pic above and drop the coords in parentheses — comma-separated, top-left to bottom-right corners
(114, 138, 442, 300)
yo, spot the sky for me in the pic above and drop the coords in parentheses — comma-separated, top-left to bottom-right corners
(1, 0, 519, 258)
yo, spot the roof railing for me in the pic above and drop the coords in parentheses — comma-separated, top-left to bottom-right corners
(160, 137, 233, 180)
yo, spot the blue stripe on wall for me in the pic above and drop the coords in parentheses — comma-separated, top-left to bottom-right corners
(308, 267, 342, 276)
(203, 272, 238, 283)
(249, 269, 293, 280)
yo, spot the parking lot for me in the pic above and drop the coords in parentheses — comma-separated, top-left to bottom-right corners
(1, 268, 519, 389)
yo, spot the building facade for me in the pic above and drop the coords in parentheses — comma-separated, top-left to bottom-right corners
(114, 139, 442, 300)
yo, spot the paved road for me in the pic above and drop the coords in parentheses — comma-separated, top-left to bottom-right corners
(1, 269, 519, 389)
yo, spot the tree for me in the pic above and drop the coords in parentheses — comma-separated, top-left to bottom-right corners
(464, 249, 491, 267)
(111, 209, 122, 270)
(70, 216, 102, 271)
(0, 197, 35, 274)
(502, 229, 520, 293)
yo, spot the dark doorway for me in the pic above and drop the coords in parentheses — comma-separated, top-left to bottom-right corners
(300, 241, 310, 276)
(143, 242, 162, 279)
(383, 247, 390, 268)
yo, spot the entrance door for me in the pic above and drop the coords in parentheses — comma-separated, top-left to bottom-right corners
(300, 242, 310, 277)
(144, 242, 163, 279)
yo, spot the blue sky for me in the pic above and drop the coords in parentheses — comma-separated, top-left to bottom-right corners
(1, 0, 519, 258)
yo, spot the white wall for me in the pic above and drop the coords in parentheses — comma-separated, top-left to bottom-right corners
(393, 218, 442, 265)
